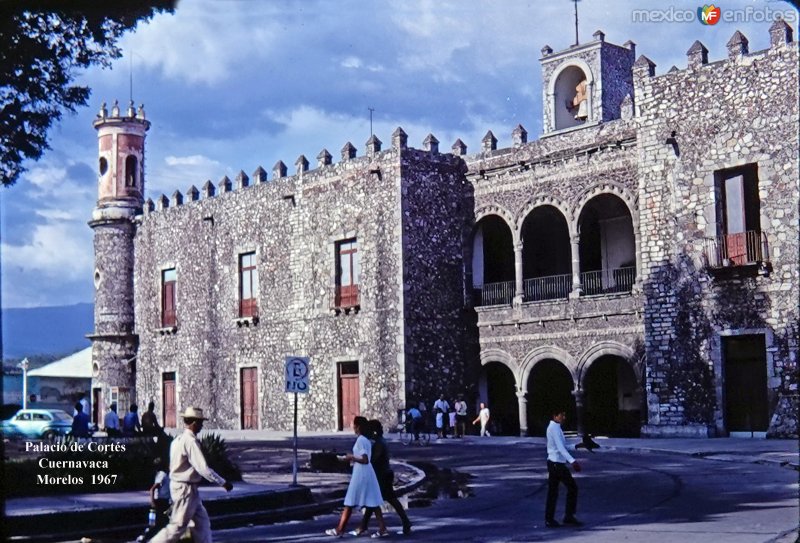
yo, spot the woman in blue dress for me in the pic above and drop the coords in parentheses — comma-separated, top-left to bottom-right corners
(326, 416, 388, 538)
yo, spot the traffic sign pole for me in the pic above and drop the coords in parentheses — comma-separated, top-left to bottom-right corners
(285, 356, 309, 487)
(292, 392, 298, 486)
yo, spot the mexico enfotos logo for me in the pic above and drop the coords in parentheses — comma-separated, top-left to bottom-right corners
(632, 5, 797, 24)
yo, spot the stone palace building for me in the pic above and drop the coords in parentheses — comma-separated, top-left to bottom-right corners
(88, 21, 798, 438)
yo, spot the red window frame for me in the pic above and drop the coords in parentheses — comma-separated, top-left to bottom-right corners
(335, 239, 359, 308)
(161, 268, 177, 327)
(239, 252, 258, 318)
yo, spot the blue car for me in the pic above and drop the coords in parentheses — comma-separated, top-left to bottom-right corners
(1, 409, 73, 440)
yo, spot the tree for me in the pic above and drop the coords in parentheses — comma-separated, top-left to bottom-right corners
(0, 1, 175, 187)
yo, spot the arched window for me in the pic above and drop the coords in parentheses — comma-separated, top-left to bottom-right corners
(125, 155, 138, 187)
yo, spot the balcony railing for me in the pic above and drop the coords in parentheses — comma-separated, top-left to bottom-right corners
(580, 266, 636, 296)
(473, 280, 514, 307)
(523, 273, 572, 302)
(331, 284, 360, 312)
(704, 230, 768, 268)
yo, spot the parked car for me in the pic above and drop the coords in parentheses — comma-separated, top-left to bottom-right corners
(0, 409, 73, 440)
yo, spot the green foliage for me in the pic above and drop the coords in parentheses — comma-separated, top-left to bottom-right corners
(0, 1, 175, 187)
(200, 432, 242, 482)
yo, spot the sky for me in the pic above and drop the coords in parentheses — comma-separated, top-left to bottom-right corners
(1, 0, 797, 309)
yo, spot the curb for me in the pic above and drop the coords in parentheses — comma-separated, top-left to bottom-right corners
(7, 460, 427, 542)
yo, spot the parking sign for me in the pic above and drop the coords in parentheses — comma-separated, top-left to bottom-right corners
(285, 356, 310, 394)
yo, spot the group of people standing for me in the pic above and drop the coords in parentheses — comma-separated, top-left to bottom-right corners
(103, 401, 163, 437)
(408, 394, 492, 439)
(70, 396, 164, 439)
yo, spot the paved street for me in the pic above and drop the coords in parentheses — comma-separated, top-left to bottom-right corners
(213, 436, 798, 543)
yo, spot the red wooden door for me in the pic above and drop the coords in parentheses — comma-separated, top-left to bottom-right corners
(338, 362, 360, 431)
(163, 374, 176, 428)
(240, 367, 259, 429)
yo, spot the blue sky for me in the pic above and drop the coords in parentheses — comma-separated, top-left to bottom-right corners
(1, 0, 796, 308)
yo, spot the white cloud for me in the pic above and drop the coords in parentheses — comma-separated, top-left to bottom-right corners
(120, 1, 281, 86)
(341, 56, 384, 72)
(1, 222, 93, 282)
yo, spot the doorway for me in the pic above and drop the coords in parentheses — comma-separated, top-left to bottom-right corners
(723, 335, 768, 436)
(338, 362, 360, 431)
(240, 367, 259, 430)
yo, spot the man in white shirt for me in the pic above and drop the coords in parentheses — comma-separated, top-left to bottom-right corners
(545, 410, 582, 528)
(151, 407, 233, 543)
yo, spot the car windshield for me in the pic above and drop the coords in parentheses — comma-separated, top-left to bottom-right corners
(51, 411, 72, 422)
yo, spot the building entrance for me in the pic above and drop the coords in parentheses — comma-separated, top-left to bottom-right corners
(527, 359, 576, 436)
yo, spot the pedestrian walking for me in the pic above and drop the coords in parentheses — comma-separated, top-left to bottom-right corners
(150, 407, 233, 543)
(142, 401, 163, 436)
(544, 409, 582, 528)
(354, 420, 413, 536)
(472, 402, 491, 437)
(454, 394, 468, 438)
(326, 416, 388, 538)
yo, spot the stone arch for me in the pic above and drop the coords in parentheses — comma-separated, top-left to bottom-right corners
(472, 208, 517, 306)
(522, 347, 578, 435)
(572, 186, 640, 293)
(520, 345, 577, 388)
(570, 183, 639, 234)
(547, 58, 595, 131)
(515, 196, 572, 232)
(478, 349, 521, 436)
(479, 348, 519, 375)
(473, 205, 517, 242)
(576, 341, 637, 387)
(577, 341, 642, 437)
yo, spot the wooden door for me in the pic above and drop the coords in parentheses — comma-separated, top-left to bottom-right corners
(724, 335, 768, 433)
(240, 367, 259, 430)
(338, 362, 360, 431)
(163, 373, 176, 428)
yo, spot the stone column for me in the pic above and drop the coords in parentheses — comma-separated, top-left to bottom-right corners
(517, 390, 529, 437)
(573, 389, 586, 436)
(514, 241, 524, 305)
(570, 234, 582, 298)
(633, 225, 643, 292)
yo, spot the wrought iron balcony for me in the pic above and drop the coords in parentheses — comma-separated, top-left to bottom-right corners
(473, 280, 514, 307)
(704, 230, 768, 268)
(580, 266, 636, 296)
(523, 273, 572, 302)
(331, 284, 360, 313)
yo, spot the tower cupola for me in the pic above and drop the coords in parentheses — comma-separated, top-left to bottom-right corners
(93, 100, 150, 210)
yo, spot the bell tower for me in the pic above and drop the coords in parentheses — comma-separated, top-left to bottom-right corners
(540, 30, 636, 135)
(88, 100, 150, 426)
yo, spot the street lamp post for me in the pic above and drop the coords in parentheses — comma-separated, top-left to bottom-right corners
(18, 358, 29, 410)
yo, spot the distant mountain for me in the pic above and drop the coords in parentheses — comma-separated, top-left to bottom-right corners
(2, 303, 94, 360)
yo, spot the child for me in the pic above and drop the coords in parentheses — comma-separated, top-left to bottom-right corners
(435, 407, 444, 439)
(137, 458, 171, 542)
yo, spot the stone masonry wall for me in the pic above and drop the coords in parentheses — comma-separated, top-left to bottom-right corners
(134, 143, 408, 430)
(634, 32, 799, 436)
(399, 149, 474, 408)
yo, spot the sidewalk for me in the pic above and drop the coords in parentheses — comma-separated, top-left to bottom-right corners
(4, 431, 797, 541)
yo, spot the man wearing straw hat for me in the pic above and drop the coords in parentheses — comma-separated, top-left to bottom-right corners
(151, 407, 233, 543)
